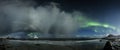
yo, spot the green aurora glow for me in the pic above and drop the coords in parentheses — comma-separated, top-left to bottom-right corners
(76, 16, 120, 33)
(85, 22, 116, 29)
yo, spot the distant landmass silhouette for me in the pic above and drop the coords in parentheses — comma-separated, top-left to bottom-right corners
(103, 41, 113, 50)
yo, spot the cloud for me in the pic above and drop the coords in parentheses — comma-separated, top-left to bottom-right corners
(0, 0, 79, 37)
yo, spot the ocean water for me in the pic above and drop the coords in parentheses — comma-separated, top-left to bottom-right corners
(3, 39, 107, 50)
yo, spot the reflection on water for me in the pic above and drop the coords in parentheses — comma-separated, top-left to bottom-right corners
(3, 39, 106, 50)
(2, 32, 107, 50)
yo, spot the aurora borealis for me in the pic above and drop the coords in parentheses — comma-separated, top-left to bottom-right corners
(74, 14, 120, 38)
(82, 22, 116, 30)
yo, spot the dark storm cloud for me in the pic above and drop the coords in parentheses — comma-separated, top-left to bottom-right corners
(0, 0, 81, 37)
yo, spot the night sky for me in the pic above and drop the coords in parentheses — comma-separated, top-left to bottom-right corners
(35, 0, 120, 26)
(1, 0, 120, 38)
(34, 0, 120, 37)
